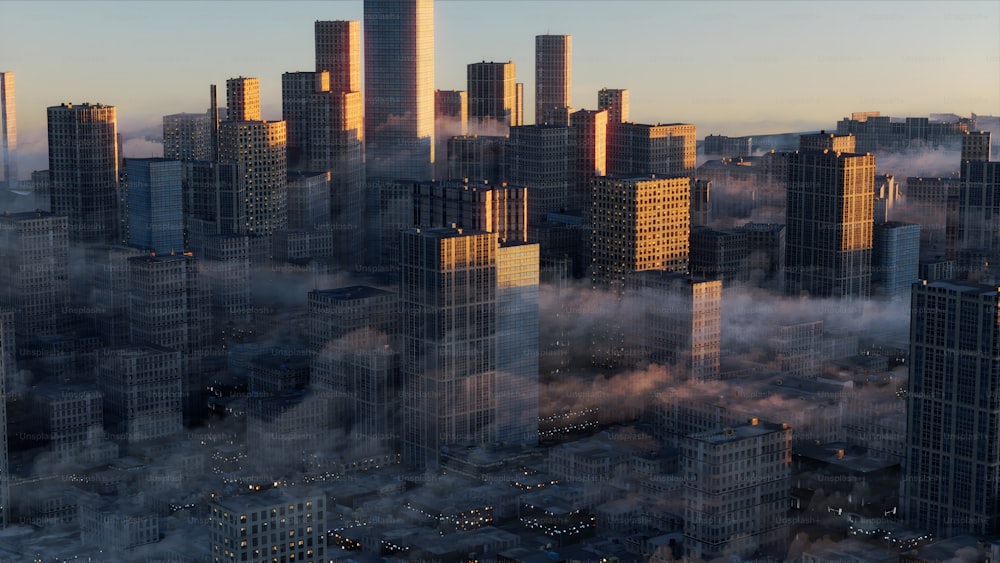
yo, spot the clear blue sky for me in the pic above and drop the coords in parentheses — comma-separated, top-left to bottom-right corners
(2, 1, 999, 173)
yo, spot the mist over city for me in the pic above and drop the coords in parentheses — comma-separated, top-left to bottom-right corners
(0, 1, 999, 562)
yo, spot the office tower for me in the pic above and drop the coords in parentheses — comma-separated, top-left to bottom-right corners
(682, 420, 792, 561)
(590, 175, 690, 288)
(871, 221, 920, 297)
(535, 35, 571, 125)
(31, 169, 50, 211)
(607, 122, 697, 177)
(226, 76, 260, 122)
(744, 222, 786, 291)
(315, 20, 361, 92)
(371, 179, 415, 267)
(597, 87, 629, 124)
(32, 384, 109, 465)
(690, 178, 711, 226)
(201, 235, 253, 329)
(508, 124, 571, 224)
(219, 78, 288, 236)
(446, 135, 508, 184)
(434, 89, 467, 179)
(689, 226, 748, 285)
(123, 158, 184, 253)
(413, 179, 528, 243)
(399, 227, 497, 468)
(185, 161, 248, 243)
(904, 281, 1000, 536)
(98, 345, 183, 444)
(570, 109, 608, 212)
(957, 131, 999, 276)
(282, 71, 330, 170)
(364, 0, 435, 181)
(629, 271, 722, 380)
(127, 253, 211, 353)
(308, 285, 399, 385)
(162, 111, 212, 161)
(209, 487, 328, 563)
(468, 61, 519, 130)
(0, 211, 70, 336)
(287, 171, 331, 229)
(0, 72, 16, 188)
(47, 103, 119, 243)
(785, 133, 875, 298)
(87, 245, 137, 346)
(496, 241, 540, 445)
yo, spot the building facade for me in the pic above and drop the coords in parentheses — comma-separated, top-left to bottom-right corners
(785, 134, 875, 298)
(905, 281, 1000, 536)
(468, 61, 520, 130)
(0, 211, 70, 336)
(123, 158, 184, 253)
(1, 71, 17, 188)
(364, 0, 435, 181)
(47, 103, 119, 242)
(535, 35, 571, 125)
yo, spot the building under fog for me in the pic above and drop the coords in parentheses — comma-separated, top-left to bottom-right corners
(904, 280, 1000, 537)
(785, 133, 875, 298)
(682, 420, 791, 561)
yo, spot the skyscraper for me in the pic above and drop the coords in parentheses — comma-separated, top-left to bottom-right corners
(47, 103, 119, 243)
(98, 345, 183, 444)
(606, 122, 697, 178)
(162, 111, 212, 162)
(219, 77, 288, 236)
(590, 175, 691, 288)
(467, 61, 520, 130)
(123, 158, 184, 254)
(904, 280, 1000, 536)
(0, 211, 70, 336)
(364, 0, 435, 181)
(597, 87, 629, 124)
(957, 131, 999, 276)
(315, 20, 361, 93)
(508, 124, 571, 224)
(785, 133, 875, 298)
(496, 241, 540, 445)
(535, 35, 571, 125)
(0, 72, 16, 188)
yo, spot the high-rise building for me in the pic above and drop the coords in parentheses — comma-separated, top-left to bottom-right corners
(162, 111, 213, 162)
(535, 35, 571, 125)
(123, 158, 184, 253)
(287, 171, 331, 230)
(47, 103, 119, 242)
(682, 420, 792, 561)
(315, 20, 361, 93)
(98, 345, 183, 444)
(871, 221, 920, 297)
(226, 76, 260, 122)
(127, 253, 211, 353)
(496, 241, 540, 445)
(185, 161, 248, 241)
(904, 280, 1000, 536)
(282, 71, 329, 170)
(364, 0, 435, 181)
(629, 271, 722, 380)
(590, 175, 690, 288)
(434, 89, 467, 179)
(0, 310, 9, 527)
(785, 133, 875, 298)
(468, 61, 520, 130)
(0, 71, 17, 188)
(400, 227, 539, 466)
(607, 122, 697, 178)
(597, 87, 629, 124)
(508, 124, 571, 224)
(446, 135, 508, 184)
(570, 108, 608, 211)
(220, 78, 288, 236)
(412, 179, 528, 243)
(957, 131, 999, 276)
(0, 211, 70, 336)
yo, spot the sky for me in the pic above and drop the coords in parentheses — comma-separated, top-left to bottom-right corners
(2, 0, 999, 176)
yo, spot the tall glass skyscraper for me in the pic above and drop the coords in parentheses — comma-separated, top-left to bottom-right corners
(47, 103, 119, 243)
(535, 35, 571, 125)
(364, 0, 434, 181)
(123, 158, 184, 254)
(904, 280, 1000, 536)
(0, 71, 16, 188)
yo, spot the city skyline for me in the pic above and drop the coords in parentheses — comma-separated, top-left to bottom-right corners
(1, 1, 998, 178)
